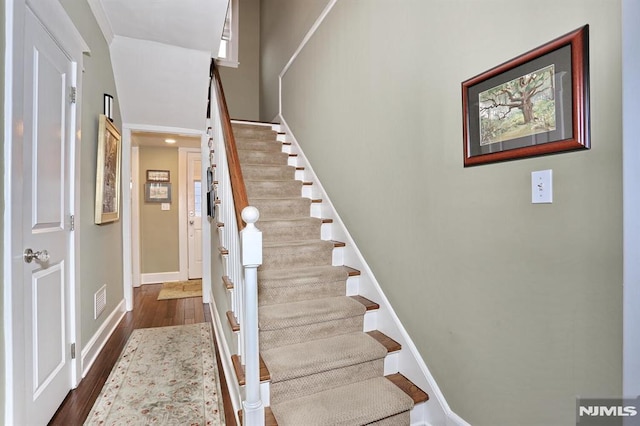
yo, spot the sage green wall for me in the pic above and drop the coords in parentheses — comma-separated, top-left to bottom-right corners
(259, 0, 331, 121)
(218, 0, 260, 121)
(139, 147, 180, 273)
(275, 1, 623, 425)
(60, 0, 124, 347)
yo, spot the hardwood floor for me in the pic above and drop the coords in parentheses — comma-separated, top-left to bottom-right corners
(48, 284, 236, 426)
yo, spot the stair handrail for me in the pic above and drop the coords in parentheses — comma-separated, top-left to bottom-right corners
(209, 60, 265, 426)
(211, 62, 249, 230)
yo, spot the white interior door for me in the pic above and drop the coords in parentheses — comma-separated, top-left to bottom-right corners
(187, 152, 203, 279)
(21, 8, 74, 424)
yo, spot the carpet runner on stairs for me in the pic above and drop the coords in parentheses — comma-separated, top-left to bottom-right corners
(232, 122, 417, 425)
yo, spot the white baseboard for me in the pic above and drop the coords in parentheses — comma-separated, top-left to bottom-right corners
(140, 271, 184, 284)
(446, 412, 470, 426)
(80, 299, 126, 378)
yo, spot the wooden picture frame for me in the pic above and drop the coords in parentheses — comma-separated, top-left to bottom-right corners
(145, 182, 172, 203)
(206, 167, 216, 218)
(146, 169, 170, 182)
(462, 25, 590, 166)
(95, 114, 122, 224)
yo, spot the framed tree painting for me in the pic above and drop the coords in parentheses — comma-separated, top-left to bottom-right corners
(95, 114, 122, 224)
(462, 25, 590, 166)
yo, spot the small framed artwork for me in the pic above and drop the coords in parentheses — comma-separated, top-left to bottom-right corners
(145, 182, 172, 203)
(95, 115, 122, 224)
(206, 167, 216, 219)
(146, 169, 170, 182)
(462, 25, 590, 166)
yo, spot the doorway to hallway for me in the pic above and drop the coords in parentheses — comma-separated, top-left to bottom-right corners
(127, 131, 207, 290)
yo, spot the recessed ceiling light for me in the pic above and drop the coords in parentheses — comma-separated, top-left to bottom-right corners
(165, 138, 176, 144)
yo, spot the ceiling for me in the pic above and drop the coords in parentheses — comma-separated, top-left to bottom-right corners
(88, 0, 229, 133)
(132, 131, 201, 148)
(93, 0, 225, 52)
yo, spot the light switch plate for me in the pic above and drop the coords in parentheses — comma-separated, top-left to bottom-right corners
(161, 203, 170, 210)
(531, 170, 553, 203)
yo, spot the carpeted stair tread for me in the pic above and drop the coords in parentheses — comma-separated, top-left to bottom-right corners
(259, 296, 366, 330)
(270, 376, 414, 426)
(259, 296, 366, 350)
(258, 265, 349, 286)
(238, 149, 289, 166)
(257, 217, 322, 243)
(241, 164, 295, 181)
(235, 139, 283, 152)
(267, 358, 383, 406)
(232, 122, 275, 128)
(261, 240, 335, 270)
(263, 239, 334, 249)
(232, 125, 277, 139)
(261, 332, 387, 383)
(235, 133, 279, 142)
(258, 265, 350, 306)
(232, 125, 276, 134)
(250, 197, 312, 220)
(246, 179, 302, 199)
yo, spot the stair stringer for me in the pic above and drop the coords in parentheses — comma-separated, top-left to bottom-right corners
(272, 115, 470, 426)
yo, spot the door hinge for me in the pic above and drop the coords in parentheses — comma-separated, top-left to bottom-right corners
(70, 87, 77, 104)
(70, 343, 76, 359)
(70, 214, 75, 231)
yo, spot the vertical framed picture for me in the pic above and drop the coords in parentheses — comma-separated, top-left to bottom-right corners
(206, 167, 216, 219)
(95, 114, 122, 224)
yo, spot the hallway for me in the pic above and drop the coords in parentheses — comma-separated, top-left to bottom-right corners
(48, 285, 234, 425)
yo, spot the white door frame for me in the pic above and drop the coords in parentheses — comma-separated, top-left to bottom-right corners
(122, 124, 211, 310)
(622, 0, 640, 399)
(180, 147, 202, 280)
(3, 0, 89, 423)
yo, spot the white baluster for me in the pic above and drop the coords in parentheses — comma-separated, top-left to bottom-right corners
(240, 206, 264, 426)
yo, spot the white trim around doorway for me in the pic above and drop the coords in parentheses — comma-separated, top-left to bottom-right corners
(121, 124, 207, 310)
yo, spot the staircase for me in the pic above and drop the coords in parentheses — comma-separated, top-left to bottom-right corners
(230, 122, 429, 425)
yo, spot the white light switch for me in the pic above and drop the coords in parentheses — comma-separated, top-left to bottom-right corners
(531, 170, 553, 203)
(161, 203, 170, 210)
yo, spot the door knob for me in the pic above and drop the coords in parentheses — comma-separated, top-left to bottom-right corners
(189, 220, 195, 225)
(24, 248, 50, 264)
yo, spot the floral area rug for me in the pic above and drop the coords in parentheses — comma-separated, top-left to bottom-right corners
(85, 323, 224, 425)
(157, 280, 203, 300)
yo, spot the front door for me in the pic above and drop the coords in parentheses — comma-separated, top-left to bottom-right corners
(20, 8, 75, 424)
(187, 152, 203, 279)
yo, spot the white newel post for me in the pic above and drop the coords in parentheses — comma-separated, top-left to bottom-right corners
(240, 206, 265, 426)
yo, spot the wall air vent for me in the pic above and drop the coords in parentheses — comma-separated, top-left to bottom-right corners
(94, 285, 107, 319)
